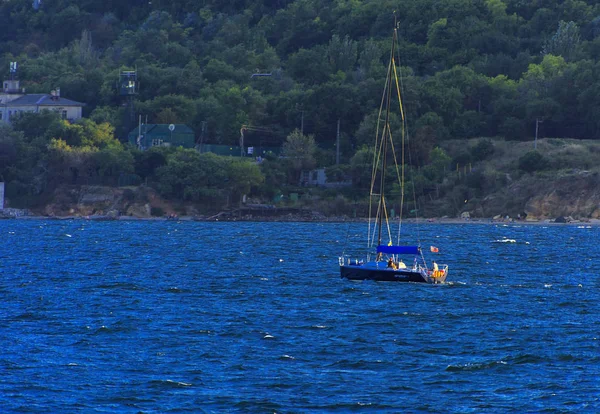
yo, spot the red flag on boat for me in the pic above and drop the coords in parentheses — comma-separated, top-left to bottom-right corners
(430, 246, 439, 253)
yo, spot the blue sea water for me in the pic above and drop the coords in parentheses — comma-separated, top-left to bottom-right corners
(1, 219, 599, 413)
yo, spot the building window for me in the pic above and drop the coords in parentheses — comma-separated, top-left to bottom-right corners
(61, 110, 67, 119)
(152, 138, 164, 147)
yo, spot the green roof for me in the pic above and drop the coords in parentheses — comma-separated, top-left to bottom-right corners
(128, 124, 195, 149)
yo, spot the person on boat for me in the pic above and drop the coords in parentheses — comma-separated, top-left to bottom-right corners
(387, 258, 394, 268)
(398, 260, 407, 269)
(431, 260, 441, 278)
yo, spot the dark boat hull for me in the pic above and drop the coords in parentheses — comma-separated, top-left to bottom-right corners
(340, 264, 431, 283)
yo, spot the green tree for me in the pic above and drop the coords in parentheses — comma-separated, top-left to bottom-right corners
(91, 147, 135, 185)
(542, 21, 581, 61)
(226, 159, 265, 204)
(47, 139, 94, 185)
(282, 129, 316, 183)
(77, 119, 122, 149)
(411, 112, 448, 165)
(327, 34, 357, 73)
(499, 117, 526, 140)
(287, 45, 331, 85)
(0, 126, 22, 182)
(11, 111, 63, 144)
(136, 94, 197, 126)
(349, 146, 373, 190)
(134, 147, 171, 181)
(155, 150, 229, 202)
(422, 147, 451, 183)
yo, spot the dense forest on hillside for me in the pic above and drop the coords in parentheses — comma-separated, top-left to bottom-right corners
(2, 0, 600, 217)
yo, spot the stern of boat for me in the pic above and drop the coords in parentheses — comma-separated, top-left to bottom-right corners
(429, 264, 449, 283)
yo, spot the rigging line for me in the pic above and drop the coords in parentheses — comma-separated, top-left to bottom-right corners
(369, 68, 390, 250)
(370, 127, 385, 195)
(392, 30, 405, 121)
(372, 59, 392, 191)
(370, 30, 395, 250)
(368, 127, 386, 249)
(397, 93, 422, 244)
(392, 15, 403, 222)
(392, 34, 406, 245)
(395, 21, 422, 246)
(406, 129, 421, 244)
(378, 24, 396, 249)
(381, 194, 393, 245)
(378, 38, 396, 249)
(368, 131, 380, 249)
(371, 71, 392, 194)
(370, 197, 383, 249)
(404, 122, 421, 236)
(387, 126, 404, 243)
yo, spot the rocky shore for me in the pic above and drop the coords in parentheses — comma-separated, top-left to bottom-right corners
(2, 184, 600, 225)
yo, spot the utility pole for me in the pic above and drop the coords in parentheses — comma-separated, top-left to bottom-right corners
(198, 121, 206, 152)
(240, 126, 245, 157)
(336, 118, 340, 165)
(535, 118, 543, 150)
(137, 115, 142, 149)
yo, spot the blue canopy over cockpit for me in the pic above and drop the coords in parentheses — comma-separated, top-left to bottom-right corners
(376, 245, 421, 255)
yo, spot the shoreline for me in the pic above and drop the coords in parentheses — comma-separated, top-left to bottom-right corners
(2, 213, 599, 226)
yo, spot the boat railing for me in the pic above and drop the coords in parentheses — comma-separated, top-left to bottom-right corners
(339, 256, 365, 266)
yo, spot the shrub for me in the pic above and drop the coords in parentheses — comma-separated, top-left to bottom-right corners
(470, 139, 495, 161)
(518, 151, 547, 173)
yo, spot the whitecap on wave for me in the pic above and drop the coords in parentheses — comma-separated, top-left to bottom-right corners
(493, 238, 531, 245)
(446, 281, 467, 286)
(150, 379, 192, 388)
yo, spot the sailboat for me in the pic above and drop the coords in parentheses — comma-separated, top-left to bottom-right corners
(339, 19, 448, 283)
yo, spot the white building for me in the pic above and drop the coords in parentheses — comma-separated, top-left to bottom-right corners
(0, 79, 84, 125)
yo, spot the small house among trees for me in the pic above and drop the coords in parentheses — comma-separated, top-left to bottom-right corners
(0, 79, 84, 125)
(128, 124, 195, 150)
